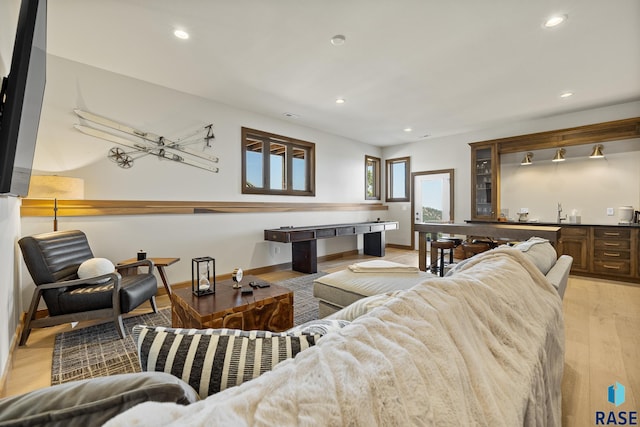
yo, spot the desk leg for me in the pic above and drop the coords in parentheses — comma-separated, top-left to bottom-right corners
(156, 266, 173, 297)
(292, 240, 317, 273)
(419, 232, 427, 271)
(363, 231, 385, 257)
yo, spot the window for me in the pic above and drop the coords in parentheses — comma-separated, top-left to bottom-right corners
(386, 156, 410, 202)
(365, 155, 381, 200)
(242, 127, 315, 196)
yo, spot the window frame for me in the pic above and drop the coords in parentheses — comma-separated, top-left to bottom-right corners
(241, 127, 316, 196)
(364, 155, 381, 200)
(385, 156, 410, 202)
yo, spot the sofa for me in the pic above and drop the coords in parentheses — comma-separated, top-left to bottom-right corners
(313, 238, 572, 317)
(1, 243, 570, 426)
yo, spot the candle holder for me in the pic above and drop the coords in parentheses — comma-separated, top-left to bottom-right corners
(192, 257, 215, 296)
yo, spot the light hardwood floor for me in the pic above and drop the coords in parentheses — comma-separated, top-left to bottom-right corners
(3, 248, 639, 426)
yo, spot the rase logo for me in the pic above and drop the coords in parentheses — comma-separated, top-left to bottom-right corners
(595, 382, 637, 425)
(609, 382, 626, 407)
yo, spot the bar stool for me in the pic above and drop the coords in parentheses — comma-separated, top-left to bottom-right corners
(430, 240, 457, 277)
(440, 237, 463, 263)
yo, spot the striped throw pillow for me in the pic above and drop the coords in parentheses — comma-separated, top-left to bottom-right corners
(133, 326, 320, 398)
(287, 318, 351, 335)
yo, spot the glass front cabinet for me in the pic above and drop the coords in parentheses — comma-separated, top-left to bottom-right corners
(470, 142, 499, 220)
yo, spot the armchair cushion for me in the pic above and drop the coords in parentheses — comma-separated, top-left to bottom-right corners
(53, 273, 157, 314)
(19, 230, 94, 285)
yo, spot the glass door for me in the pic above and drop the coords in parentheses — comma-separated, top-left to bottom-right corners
(412, 169, 454, 250)
(470, 143, 498, 220)
(475, 148, 492, 217)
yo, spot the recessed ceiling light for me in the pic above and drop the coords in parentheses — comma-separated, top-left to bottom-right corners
(174, 29, 189, 40)
(560, 91, 573, 98)
(403, 128, 413, 133)
(544, 14, 567, 28)
(335, 98, 345, 104)
(330, 35, 346, 46)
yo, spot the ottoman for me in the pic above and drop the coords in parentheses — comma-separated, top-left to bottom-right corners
(312, 260, 434, 317)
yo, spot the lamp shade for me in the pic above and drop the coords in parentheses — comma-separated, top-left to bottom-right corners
(27, 175, 85, 199)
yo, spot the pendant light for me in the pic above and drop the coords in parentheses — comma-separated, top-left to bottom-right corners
(520, 152, 533, 165)
(552, 148, 566, 162)
(589, 144, 604, 158)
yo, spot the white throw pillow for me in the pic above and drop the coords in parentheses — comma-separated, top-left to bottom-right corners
(77, 258, 115, 283)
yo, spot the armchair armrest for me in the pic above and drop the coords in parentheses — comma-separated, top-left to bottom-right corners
(116, 259, 155, 274)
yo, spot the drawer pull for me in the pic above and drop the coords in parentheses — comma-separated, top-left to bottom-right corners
(603, 264, 621, 270)
(603, 252, 620, 257)
(603, 242, 620, 247)
(603, 232, 620, 236)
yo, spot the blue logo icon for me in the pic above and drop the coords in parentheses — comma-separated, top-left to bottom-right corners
(608, 382, 626, 407)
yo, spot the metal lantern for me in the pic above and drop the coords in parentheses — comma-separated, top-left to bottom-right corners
(192, 256, 215, 296)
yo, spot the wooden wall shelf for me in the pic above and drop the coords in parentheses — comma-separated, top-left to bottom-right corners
(480, 117, 640, 154)
(20, 199, 388, 217)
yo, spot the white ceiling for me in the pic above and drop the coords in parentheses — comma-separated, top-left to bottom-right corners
(46, 0, 640, 146)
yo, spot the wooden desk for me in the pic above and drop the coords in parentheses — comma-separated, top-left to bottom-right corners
(118, 257, 180, 296)
(171, 276, 293, 331)
(414, 222, 561, 272)
(264, 221, 399, 273)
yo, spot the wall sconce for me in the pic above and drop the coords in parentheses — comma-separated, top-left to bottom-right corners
(520, 152, 534, 165)
(589, 144, 604, 158)
(552, 148, 566, 162)
(26, 175, 85, 231)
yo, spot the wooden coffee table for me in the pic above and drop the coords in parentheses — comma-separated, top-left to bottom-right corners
(170, 275, 294, 332)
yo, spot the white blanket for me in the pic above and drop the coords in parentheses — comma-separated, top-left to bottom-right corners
(348, 260, 420, 273)
(106, 247, 564, 427)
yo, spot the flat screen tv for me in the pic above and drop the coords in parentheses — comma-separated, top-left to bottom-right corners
(0, 0, 47, 196)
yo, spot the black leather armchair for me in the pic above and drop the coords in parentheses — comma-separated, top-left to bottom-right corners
(18, 230, 158, 346)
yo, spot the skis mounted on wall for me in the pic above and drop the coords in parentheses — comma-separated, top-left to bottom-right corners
(73, 109, 219, 172)
(74, 124, 219, 173)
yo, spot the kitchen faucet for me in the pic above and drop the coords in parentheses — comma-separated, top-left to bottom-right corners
(557, 203, 567, 223)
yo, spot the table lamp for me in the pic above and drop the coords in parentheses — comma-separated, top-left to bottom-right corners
(26, 175, 85, 231)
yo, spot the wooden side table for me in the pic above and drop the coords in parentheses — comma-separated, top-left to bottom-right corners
(171, 275, 293, 332)
(117, 257, 180, 296)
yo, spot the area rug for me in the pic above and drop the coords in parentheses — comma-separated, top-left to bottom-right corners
(51, 308, 172, 385)
(275, 271, 326, 325)
(51, 272, 325, 385)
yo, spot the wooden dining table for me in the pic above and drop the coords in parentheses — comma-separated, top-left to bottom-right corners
(414, 222, 561, 271)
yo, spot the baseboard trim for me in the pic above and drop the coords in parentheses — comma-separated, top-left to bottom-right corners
(1, 313, 25, 398)
(386, 243, 413, 250)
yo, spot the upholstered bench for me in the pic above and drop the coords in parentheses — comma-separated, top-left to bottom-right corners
(312, 260, 434, 317)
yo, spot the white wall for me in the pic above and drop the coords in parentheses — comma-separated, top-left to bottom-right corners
(382, 100, 640, 246)
(20, 55, 386, 308)
(501, 139, 640, 224)
(34, 55, 381, 203)
(0, 0, 22, 383)
(0, 198, 21, 385)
